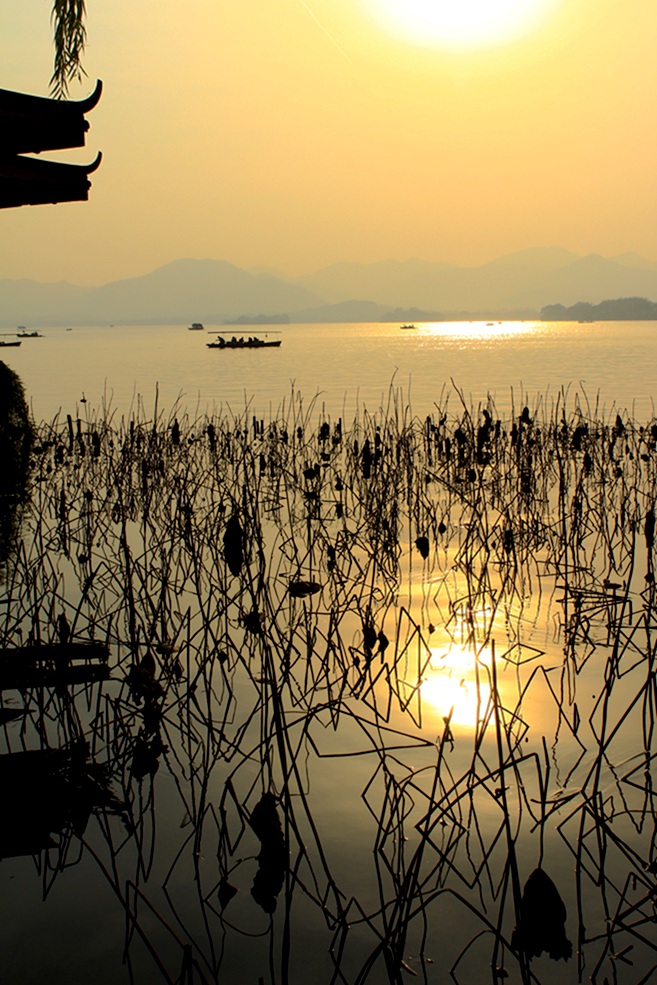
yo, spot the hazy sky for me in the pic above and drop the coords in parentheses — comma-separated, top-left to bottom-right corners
(2, 0, 656, 284)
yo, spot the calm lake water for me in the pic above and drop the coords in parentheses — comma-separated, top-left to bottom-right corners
(2, 320, 657, 985)
(5, 319, 657, 423)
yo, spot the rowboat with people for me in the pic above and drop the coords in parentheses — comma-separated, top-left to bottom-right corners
(207, 334, 282, 349)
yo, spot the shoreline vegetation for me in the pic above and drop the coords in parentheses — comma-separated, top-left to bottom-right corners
(540, 296, 657, 321)
(3, 382, 657, 982)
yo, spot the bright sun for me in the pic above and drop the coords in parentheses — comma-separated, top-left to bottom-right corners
(367, 0, 557, 47)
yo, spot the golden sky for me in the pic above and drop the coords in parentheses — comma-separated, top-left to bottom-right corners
(2, 0, 656, 284)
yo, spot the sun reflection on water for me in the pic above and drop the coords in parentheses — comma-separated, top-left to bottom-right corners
(420, 320, 540, 342)
(420, 645, 494, 728)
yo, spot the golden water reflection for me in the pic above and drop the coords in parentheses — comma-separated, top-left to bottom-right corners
(419, 320, 540, 342)
(420, 644, 494, 728)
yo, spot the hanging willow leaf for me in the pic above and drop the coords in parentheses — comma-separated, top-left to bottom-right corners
(50, 0, 87, 98)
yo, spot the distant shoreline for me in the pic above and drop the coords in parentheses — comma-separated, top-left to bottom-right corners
(4, 298, 657, 330)
(224, 296, 657, 325)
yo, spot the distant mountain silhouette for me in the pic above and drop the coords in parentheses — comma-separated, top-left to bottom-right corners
(481, 246, 582, 271)
(223, 313, 290, 325)
(291, 299, 389, 323)
(611, 252, 657, 272)
(507, 254, 657, 309)
(0, 259, 321, 327)
(295, 250, 657, 312)
(2, 249, 657, 327)
(0, 278, 92, 326)
(295, 258, 457, 305)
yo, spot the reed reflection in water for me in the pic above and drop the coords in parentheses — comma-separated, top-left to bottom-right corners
(1, 382, 656, 984)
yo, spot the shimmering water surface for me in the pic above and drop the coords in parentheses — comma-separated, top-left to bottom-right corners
(6, 319, 657, 421)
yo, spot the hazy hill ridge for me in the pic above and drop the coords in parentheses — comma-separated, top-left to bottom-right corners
(2, 249, 657, 326)
(0, 259, 322, 327)
(295, 250, 657, 313)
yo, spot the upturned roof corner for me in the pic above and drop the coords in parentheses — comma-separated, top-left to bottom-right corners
(0, 79, 102, 207)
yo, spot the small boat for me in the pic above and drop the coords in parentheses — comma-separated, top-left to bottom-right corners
(207, 335, 282, 349)
(16, 330, 42, 338)
(0, 341, 21, 348)
(400, 324, 417, 330)
(188, 322, 204, 331)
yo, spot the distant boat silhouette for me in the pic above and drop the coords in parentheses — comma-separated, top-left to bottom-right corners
(188, 322, 204, 331)
(400, 324, 417, 330)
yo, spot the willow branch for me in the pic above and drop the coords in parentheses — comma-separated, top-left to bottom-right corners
(50, 0, 87, 98)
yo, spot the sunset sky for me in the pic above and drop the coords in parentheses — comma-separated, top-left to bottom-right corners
(2, 0, 656, 285)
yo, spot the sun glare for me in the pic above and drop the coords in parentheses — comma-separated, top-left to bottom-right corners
(420, 646, 493, 729)
(423, 321, 538, 341)
(366, 0, 557, 47)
